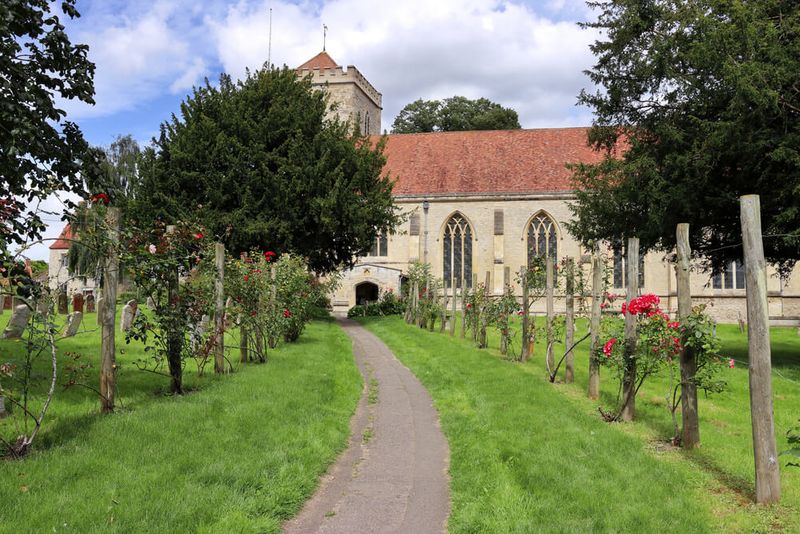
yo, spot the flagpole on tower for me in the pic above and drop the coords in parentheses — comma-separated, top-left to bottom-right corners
(323, 24, 328, 51)
(267, 7, 273, 69)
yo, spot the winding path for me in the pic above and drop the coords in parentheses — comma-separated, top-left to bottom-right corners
(283, 319, 450, 534)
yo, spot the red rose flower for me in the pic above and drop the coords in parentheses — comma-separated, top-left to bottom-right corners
(602, 338, 618, 357)
(89, 193, 110, 205)
(283, 308, 291, 318)
(194, 232, 204, 240)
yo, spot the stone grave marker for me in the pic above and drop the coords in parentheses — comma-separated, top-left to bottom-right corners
(85, 293, 95, 313)
(0, 395, 7, 418)
(72, 293, 84, 314)
(2, 304, 31, 339)
(146, 296, 156, 309)
(62, 311, 83, 337)
(96, 297, 104, 325)
(120, 300, 138, 332)
(57, 292, 68, 314)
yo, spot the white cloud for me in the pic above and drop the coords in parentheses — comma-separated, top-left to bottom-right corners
(209, 0, 600, 131)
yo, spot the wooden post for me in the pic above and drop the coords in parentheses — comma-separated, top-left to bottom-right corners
(450, 277, 456, 336)
(99, 207, 120, 413)
(676, 223, 699, 448)
(564, 256, 575, 383)
(213, 243, 225, 374)
(740, 195, 781, 504)
(460, 278, 467, 339)
(621, 237, 639, 421)
(472, 273, 479, 342)
(479, 271, 490, 348)
(588, 245, 602, 399)
(545, 256, 555, 374)
(268, 264, 277, 351)
(521, 266, 530, 362)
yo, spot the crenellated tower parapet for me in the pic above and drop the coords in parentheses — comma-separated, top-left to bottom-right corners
(296, 52, 382, 135)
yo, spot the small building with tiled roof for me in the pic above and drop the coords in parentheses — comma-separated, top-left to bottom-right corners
(48, 223, 96, 297)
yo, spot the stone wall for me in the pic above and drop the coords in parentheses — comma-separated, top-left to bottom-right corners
(334, 194, 800, 324)
(300, 65, 382, 135)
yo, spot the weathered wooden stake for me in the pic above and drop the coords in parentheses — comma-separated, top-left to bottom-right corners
(740, 194, 781, 504)
(521, 266, 530, 362)
(450, 277, 456, 337)
(479, 271, 490, 348)
(621, 237, 639, 421)
(99, 207, 120, 413)
(460, 278, 467, 339)
(588, 245, 602, 399)
(564, 256, 575, 384)
(676, 223, 699, 448)
(214, 242, 225, 374)
(545, 256, 555, 374)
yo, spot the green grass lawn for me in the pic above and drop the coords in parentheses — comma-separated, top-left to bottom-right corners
(360, 314, 800, 533)
(0, 311, 361, 533)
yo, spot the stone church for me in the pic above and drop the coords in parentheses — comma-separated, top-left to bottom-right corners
(297, 52, 799, 324)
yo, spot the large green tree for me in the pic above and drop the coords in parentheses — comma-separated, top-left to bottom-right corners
(569, 0, 800, 273)
(0, 0, 95, 255)
(391, 96, 521, 133)
(133, 67, 400, 274)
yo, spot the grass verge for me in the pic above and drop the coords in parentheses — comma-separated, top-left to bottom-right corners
(0, 314, 361, 533)
(360, 315, 800, 533)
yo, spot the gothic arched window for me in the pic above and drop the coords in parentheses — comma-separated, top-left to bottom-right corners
(443, 213, 473, 288)
(527, 212, 558, 265)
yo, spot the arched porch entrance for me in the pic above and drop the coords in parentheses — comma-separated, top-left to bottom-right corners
(355, 281, 379, 305)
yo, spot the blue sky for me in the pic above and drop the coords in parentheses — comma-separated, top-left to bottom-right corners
(27, 0, 601, 260)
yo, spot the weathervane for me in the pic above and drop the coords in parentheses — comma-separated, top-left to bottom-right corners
(323, 24, 328, 51)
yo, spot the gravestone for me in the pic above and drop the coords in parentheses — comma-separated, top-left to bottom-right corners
(146, 296, 156, 309)
(2, 304, 31, 339)
(57, 292, 68, 314)
(72, 293, 84, 314)
(36, 298, 50, 315)
(3, 295, 12, 310)
(120, 300, 138, 332)
(63, 311, 83, 337)
(0, 396, 7, 418)
(96, 297, 104, 325)
(190, 314, 210, 352)
(85, 293, 95, 313)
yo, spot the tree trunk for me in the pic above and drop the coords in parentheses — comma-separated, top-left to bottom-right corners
(676, 223, 699, 448)
(214, 242, 226, 374)
(99, 207, 120, 413)
(240, 324, 249, 363)
(621, 237, 639, 421)
(545, 256, 555, 373)
(564, 256, 575, 384)
(588, 245, 602, 399)
(740, 195, 781, 504)
(521, 266, 530, 362)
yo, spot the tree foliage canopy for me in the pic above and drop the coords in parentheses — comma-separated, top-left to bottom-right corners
(0, 0, 94, 253)
(569, 0, 800, 273)
(132, 67, 400, 274)
(391, 96, 521, 133)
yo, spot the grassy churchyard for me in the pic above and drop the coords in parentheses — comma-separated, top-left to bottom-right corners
(359, 315, 800, 533)
(0, 312, 361, 533)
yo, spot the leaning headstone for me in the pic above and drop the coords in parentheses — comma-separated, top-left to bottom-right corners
(96, 297, 104, 325)
(85, 294, 95, 313)
(2, 304, 31, 339)
(146, 296, 156, 309)
(120, 300, 138, 332)
(57, 292, 68, 314)
(62, 311, 83, 337)
(72, 293, 84, 314)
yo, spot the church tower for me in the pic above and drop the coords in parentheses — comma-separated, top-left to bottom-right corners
(296, 51, 382, 135)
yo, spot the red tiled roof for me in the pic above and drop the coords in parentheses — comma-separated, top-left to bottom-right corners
(296, 51, 339, 70)
(50, 224, 73, 249)
(375, 128, 608, 196)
